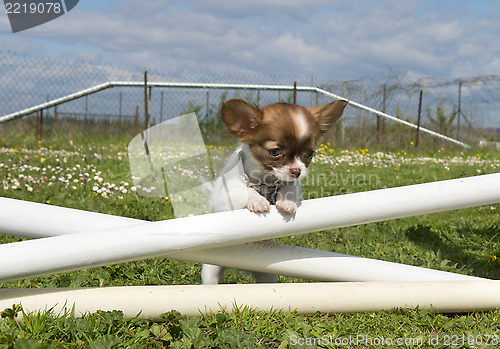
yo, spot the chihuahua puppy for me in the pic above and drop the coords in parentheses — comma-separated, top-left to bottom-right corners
(202, 99, 348, 284)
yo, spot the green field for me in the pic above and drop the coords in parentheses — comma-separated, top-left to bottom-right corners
(1, 134, 499, 348)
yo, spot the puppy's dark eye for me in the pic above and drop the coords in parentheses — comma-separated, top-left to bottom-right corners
(305, 150, 315, 159)
(268, 147, 281, 158)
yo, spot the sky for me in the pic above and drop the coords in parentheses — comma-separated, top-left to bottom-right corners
(1, 0, 499, 81)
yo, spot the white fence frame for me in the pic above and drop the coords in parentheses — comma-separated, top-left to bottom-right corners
(0, 81, 470, 148)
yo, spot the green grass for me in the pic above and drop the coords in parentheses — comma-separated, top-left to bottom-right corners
(1, 135, 500, 348)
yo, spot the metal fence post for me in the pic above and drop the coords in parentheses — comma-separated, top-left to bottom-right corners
(40, 109, 44, 140)
(457, 81, 462, 140)
(377, 84, 386, 143)
(135, 106, 139, 134)
(360, 77, 365, 144)
(119, 92, 123, 133)
(54, 105, 58, 135)
(293, 81, 297, 104)
(416, 90, 423, 147)
(205, 90, 209, 121)
(144, 71, 149, 130)
(340, 80, 346, 144)
(160, 91, 164, 124)
(35, 111, 40, 139)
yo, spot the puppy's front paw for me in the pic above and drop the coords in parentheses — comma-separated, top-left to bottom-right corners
(276, 199, 297, 214)
(247, 196, 270, 213)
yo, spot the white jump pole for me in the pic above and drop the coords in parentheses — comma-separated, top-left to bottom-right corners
(0, 197, 482, 282)
(0, 173, 499, 282)
(1, 281, 500, 319)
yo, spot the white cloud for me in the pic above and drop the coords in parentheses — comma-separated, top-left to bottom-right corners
(186, 0, 338, 18)
(0, 0, 499, 79)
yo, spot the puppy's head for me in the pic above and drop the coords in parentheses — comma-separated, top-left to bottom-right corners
(221, 99, 348, 182)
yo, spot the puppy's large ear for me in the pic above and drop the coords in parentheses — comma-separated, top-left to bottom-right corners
(221, 99, 263, 138)
(309, 99, 348, 132)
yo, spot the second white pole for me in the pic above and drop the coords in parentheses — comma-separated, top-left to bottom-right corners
(1, 281, 499, 319)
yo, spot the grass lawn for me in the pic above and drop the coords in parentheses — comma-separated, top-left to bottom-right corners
(1, 135, 499, 348)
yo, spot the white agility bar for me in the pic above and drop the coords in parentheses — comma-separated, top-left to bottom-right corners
(1, 281, 500, 319)
(0, 197, 481, 282)
(0, 81, 469, 147)
(0, 173, 498, 283)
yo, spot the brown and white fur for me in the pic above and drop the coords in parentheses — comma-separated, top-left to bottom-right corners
(201, 99, 348, 284)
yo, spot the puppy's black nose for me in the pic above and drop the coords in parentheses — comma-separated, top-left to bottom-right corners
(290, 168, 301, 178)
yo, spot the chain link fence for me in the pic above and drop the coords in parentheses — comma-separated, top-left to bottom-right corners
(314, 73, 500, 147)
(1, 50, 499, 148)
